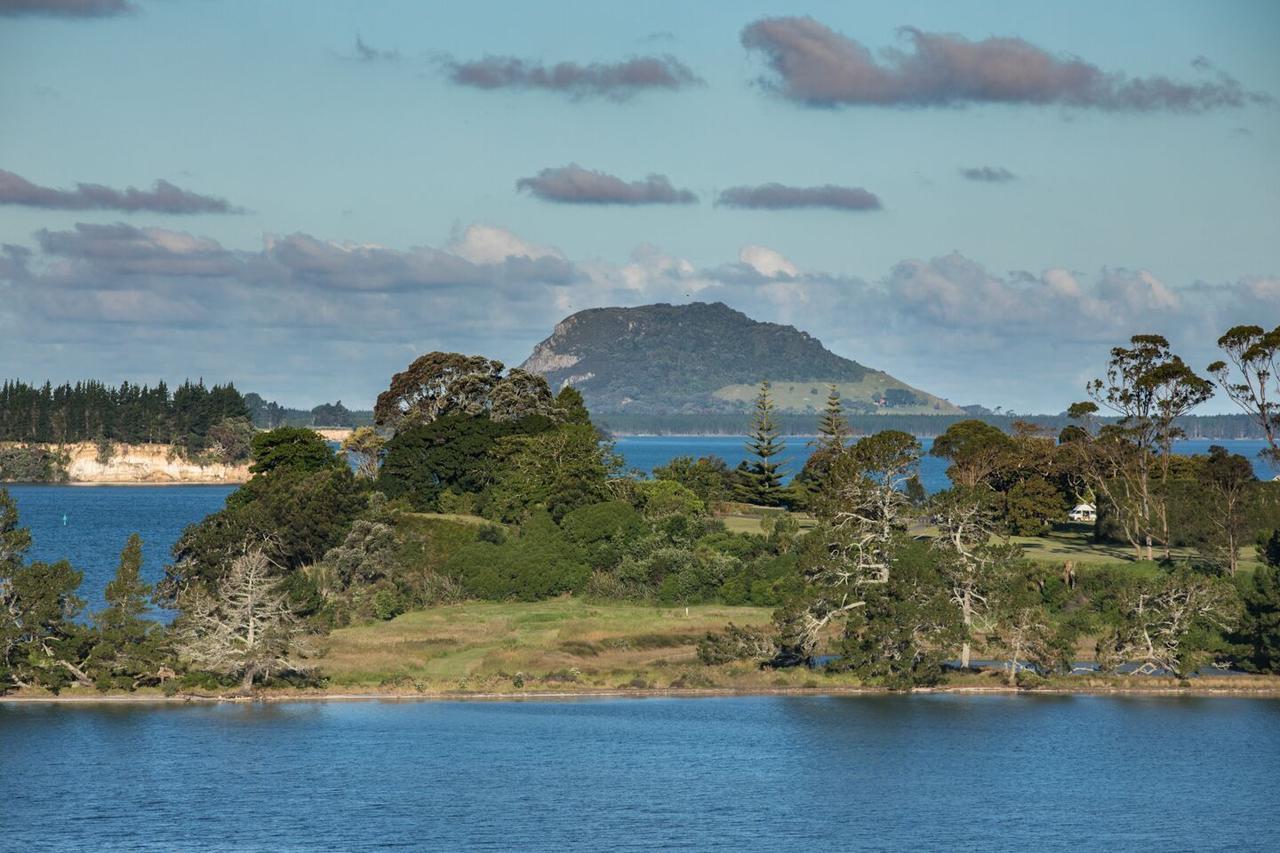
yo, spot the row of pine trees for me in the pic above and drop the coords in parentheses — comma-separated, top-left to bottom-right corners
(0, 379, 249, 450)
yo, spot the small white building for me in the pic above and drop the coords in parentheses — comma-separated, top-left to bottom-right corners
(1068, 503, 1097, 523)
(1070, 502, 1100, 522)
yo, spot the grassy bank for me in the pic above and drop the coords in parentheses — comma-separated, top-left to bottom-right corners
(6, 593, 1279, 702)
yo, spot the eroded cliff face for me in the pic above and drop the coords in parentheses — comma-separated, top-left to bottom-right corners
(57, 443, 249, 484)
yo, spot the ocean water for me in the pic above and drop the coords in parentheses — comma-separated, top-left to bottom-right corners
(1, 694, 1278, 852)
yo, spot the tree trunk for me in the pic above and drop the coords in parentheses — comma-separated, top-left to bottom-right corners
(240, 664, 257, 693)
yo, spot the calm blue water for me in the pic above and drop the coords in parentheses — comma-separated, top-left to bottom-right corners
(1, 695, 1277, 851)
(613, 436, 1278, 491)
(3, 484, 233, 614)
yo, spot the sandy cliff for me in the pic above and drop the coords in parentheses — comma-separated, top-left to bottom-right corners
(58, 443, 250, 484)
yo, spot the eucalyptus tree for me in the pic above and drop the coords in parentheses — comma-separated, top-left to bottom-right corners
(1208, 324, 1280, 464)
(1070, 335, 1214, 560)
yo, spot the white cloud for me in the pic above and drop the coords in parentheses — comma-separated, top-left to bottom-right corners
(739, 244, 798, 278)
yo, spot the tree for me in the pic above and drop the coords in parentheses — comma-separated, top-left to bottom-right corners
(1096, 567, 1239, 678)
(339, 426, 386, 480)
(486, 424, 618, 522)
(87, 534, 166, 689)
(1208, 324, 1280, 464)
(1195, 446, 1258, 576)
(1235, 563, 1280, 674)
(930, 419, 1011, 488)
(175, 550, 306, 691)
(816, 385, 851, 453)
(373, 352, 505, 432)
(653, 455, 733, 508)
(1072, 335, 1214, 559)
(737, 381, 785, 506)
(488, 369, 557, 422)
(166, 466, 365, 594)
(773, 431, 921, 665)
(832, 540, 960, 689)
(930, 486, 1022, 669)
(993, 584, 1071, 688)
(250, 427, 339, 475)
(554, 385, 592, 426)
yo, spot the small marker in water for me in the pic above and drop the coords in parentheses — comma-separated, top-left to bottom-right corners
(62, 512, 68, 526)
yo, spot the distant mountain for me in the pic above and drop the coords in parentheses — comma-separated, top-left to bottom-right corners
(519, 302, 961, 416)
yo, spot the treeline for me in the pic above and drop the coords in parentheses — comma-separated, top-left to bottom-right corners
(244, 394, 374, 430)
(0, 379, 252, 457)
(596, 411, 1272, 440)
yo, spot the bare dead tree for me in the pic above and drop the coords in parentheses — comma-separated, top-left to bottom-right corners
(1096, 570, 1239, 678)
(174, 550, 307, 692)
(775, 432, 920, 664)
(930, 486, 1019, 669)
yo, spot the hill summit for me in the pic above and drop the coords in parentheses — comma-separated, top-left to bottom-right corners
(520, 302, 960, 416)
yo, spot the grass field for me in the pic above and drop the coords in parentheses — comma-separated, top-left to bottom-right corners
(317, 599, 831, 692)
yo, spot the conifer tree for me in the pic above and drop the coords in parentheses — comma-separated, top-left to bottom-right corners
(88, 534, 165, 689)
(817, 385, 850, 453)
(738, 381, 785, 505)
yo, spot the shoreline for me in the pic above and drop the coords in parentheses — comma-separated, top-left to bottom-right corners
(6, 683, 1280, 705)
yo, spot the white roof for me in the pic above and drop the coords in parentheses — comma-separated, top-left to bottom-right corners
(1071, 504, 1095, 512)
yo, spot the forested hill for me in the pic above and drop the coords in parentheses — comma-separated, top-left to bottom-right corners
(520, 302, 962, 415)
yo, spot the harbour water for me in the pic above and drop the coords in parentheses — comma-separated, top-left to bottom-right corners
(1, 694, 1277, 851)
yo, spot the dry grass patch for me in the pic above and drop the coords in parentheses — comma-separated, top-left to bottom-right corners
(319, 598, 772, 688)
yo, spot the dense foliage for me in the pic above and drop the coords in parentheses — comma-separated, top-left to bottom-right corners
(2, 327, 1278, 696)
(0, 378, 251, 458)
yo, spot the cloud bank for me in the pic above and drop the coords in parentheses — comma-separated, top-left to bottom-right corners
(717, 183, 881, 211)
(0, 0, 132, 16)
(517, 164, 698, 205)
(740, 17, 1268, 111)
(442, 54, 701, 100)
(0, 169, 242, 214)
(3, 220, 1269, 412)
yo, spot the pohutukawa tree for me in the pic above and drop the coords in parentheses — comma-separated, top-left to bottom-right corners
(773, 431, 921, 665)
(1208, 324, 1280, 464)
(373, 353, 556, 434)
(1071, 334, 1214, 560)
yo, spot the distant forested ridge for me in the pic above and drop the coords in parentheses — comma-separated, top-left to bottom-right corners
(243, 394, 374, 429)
(598, 411, 1273, 440)
(0, 379, 250, 452)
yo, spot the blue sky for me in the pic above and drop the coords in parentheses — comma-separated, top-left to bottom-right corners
(1, 0, 1277, 412)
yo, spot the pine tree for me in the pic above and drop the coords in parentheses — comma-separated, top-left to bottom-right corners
(738, 381, 785, 505)
(817, 385, 850, 453)
(87, 534, 165, 689)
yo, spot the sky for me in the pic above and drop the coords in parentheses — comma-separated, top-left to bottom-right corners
(1, 0, 1277, 413)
